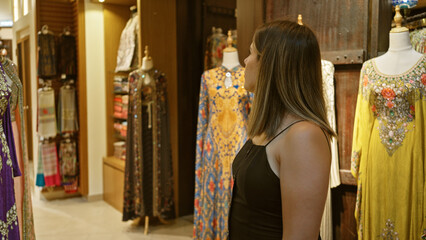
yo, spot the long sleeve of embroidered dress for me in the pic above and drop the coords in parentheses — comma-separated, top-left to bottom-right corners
(194, 72, 209, 220)
(350, 65, 375, 180)
(4, 104, 20, 178)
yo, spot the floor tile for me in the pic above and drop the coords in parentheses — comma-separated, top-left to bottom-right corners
(33, 196, 192, 239)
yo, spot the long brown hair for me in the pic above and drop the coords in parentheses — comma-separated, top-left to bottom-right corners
(248, 20, 336, 139)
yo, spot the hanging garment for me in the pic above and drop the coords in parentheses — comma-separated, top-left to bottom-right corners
(193, 66, 252, 240)
(351, 56, 426, 240)
(58, 34, 77, 78)
(35, 144, 45, 187)
(320, 60, 340, 240)
(58, 86, 78, 133)
(38, 88, 57, 138)
(37, 33, 57, 77)
(123, 69, 175, 221)
(0, 61, 21, 240)
(115, 13, 139, 72)
(59, 139, 77, 184)
(410, 28, 426, 54)
(40, 142, 61, 187)
(2, 59, 36, 240)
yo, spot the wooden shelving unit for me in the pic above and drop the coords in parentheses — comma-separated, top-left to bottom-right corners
(35, 0, 88, 197)
(102, 0, 139, 212)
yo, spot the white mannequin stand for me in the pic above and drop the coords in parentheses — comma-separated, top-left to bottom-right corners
(374, 31, 423, 75)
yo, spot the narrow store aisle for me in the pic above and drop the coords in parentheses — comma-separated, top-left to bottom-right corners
(32, 197, 193, 240)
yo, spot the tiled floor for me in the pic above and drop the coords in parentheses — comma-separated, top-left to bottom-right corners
(33, 197, 193, 240)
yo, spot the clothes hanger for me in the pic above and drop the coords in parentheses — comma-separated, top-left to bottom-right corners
(63, 26, 71, 36)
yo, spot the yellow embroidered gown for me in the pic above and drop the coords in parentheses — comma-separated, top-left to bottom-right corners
(351, 55, 426, 240)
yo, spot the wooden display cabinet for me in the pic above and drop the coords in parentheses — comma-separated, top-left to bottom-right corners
(36, 0, 88, 198)
(101, 0, 139, 211)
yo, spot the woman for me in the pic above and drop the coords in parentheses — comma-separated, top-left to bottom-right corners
(229, 20, 335, 240)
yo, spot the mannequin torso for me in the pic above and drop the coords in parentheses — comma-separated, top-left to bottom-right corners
(141, 57, 154, 86)
(222, 51, 240, 70)
(374, 31, 423, 75)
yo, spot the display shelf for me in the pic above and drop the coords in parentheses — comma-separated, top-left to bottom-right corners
(113, 116, 128, 121)
(113, 91, 129, 95)
(104, 156, 125, 171)
(41, 186, 81, 200)
(114, 134, 126, 141)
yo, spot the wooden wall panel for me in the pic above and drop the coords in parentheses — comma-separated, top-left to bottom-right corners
(265, 0, 369, 57)
(332, 185, 358, 240)
(76, 0, 88, 196)
(236, 0, 264, 65)
(176, 0, 203, 216)
(334, 65, 361, 186)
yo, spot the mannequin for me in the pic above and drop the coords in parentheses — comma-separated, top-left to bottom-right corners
(123, 45, 175, 230)
(222, 30, 240, 70)
(193, 32, 252, 240)
(351, 6, 426, 240)
(0, 56, 21, 240)
(374, 6, 423, 75)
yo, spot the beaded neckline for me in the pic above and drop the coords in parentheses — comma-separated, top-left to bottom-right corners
(371, 55, 425, 77)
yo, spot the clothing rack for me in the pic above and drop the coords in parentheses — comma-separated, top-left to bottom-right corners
(39, 79, 53, 91)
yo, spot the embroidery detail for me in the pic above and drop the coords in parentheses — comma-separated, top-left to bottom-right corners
(351, 151, 360, 175)
(361, 59, 425, 155)
(380, 219, 399, 240)
(0, 204, 18, 239)
(421, 229, 426, 240)
(0, 63, 12, 173)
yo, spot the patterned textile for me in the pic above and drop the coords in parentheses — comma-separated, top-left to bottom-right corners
(58, 86, 78, 133)
(320, 60, 340, 240)
(0, 61, 21, 240)
(58, 34, 77, 78)
(59, 140, 77, 184)
(351, 55, 426, 239)
(410, 28, 426, 54)
(123, 68, 175, 221)
(37, 33, 56, 77)
(193, 66, 252, 240)
(38, 88, 57, 138)
(3, 58, 36, 240)
(40, 142, 61, 187)
(115, 13, 139, 72)
(204, 28, 237, 71)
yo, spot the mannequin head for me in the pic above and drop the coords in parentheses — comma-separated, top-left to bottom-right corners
(247, 20, 334, 139)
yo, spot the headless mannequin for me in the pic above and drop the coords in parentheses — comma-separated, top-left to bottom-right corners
(222, 30, 240, 70)
(374, 6, 423, 75)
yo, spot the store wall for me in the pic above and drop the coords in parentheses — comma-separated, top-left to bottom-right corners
(0, 28, 13, 39)
(11, 0, 38, 173)
(84, 0, 106, 198)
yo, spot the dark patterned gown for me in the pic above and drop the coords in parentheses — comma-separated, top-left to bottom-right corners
(122, 68, 175, 221)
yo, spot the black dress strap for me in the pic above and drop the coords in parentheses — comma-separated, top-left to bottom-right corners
(264, 120, 305, 147)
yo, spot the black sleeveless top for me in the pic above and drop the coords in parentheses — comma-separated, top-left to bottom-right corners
(229, 121, 322, 240)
